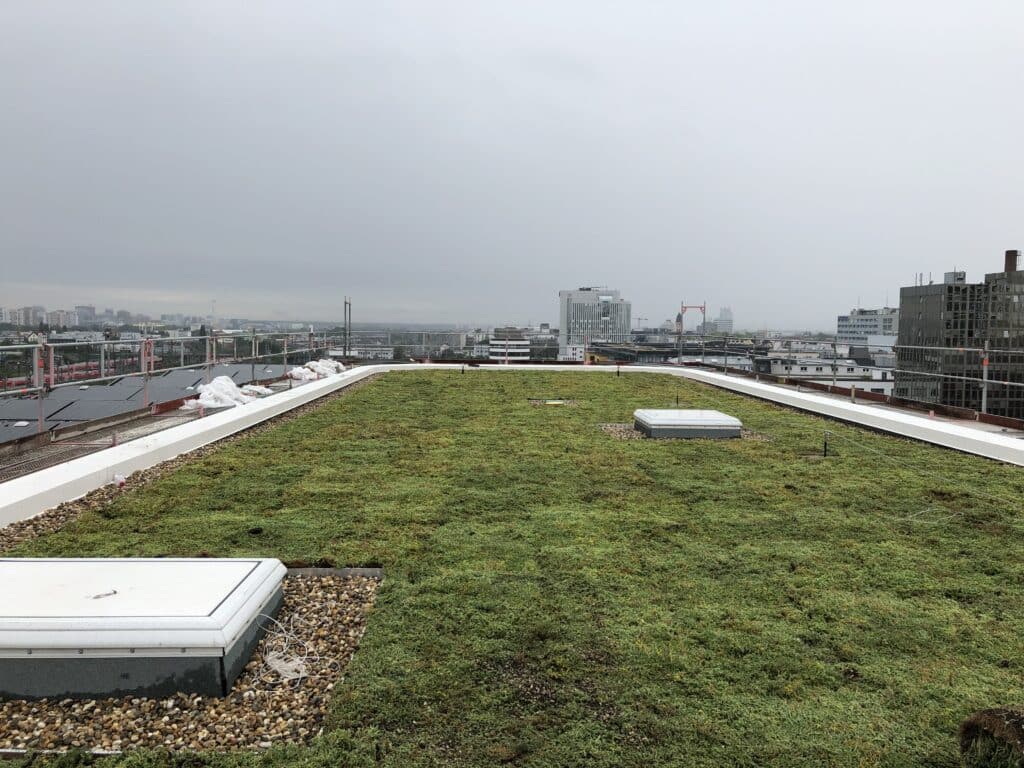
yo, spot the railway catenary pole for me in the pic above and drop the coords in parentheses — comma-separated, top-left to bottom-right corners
(701, 300, 706, 366)
(33, 344, 44, 434)
(677, 304, 682, 366)
(982, 341, 989, 414)
(832, 339, 838, 389)
(141, 339, 149, 408)
(204, 334, 211, 384)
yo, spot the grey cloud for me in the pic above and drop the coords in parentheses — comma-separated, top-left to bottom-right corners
(2, 1, 1023, 328)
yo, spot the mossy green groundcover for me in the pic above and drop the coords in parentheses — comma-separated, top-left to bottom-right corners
(14, 371, 1024, 767)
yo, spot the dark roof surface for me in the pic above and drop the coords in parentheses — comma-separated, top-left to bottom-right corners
(0, 364, 289, 445)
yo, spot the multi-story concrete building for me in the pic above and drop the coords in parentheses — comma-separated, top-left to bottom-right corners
(895, 250, 1024, 417)
(558, 288, 631, 360)
(489, 327, 531, 363)
(837, 307, 899, 345)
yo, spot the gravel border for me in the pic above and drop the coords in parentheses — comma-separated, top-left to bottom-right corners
(0, 574, 379, 752)
(597, 423, 644, 440)
(0, 374, 383, 554)
(598, 424, 771, 442)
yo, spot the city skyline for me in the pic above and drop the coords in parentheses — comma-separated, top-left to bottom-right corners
(0, 294, 762, 333)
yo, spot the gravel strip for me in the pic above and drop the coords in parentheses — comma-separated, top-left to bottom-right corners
(598, 423, 644, 440)
(0, 575, 378, 752)
(599, 424, 770, 441)
(0, 374, 383, 554)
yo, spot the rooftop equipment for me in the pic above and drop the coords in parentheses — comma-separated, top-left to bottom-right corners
(633, 409, 742, 439)
(0, 558, 285, 699)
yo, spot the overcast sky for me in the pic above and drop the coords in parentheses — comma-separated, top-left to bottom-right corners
(2, 1, 1023, 330)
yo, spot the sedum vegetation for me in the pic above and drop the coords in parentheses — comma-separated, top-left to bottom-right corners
(14, 370, 1024, 767)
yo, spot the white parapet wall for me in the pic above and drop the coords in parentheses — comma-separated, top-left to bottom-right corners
(668, 367, 1024, 467)
(1, 362, 1022, 529)
(0, 365, 392, 527)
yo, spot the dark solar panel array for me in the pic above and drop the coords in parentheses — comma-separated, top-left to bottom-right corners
(0, 364, 288, 445)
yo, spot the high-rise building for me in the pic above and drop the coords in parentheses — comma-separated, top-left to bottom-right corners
(558, 287, 631, 359)
(15, 306, 45, 327)
(895, 250, 1024, 417)
(716, 307, 734, 334)
(836, 307, 899, 345)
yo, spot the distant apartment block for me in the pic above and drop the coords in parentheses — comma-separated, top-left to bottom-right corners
(558, 288, 631, 360)
(837, 307, 899, 345)
(895, 250, 1024, 417)
(45, 310, 79, 328)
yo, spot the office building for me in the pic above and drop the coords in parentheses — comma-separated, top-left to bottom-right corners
(895, 250, 1024, 417)
(837, 307, 899, 345)
(558, 288, 631, 359)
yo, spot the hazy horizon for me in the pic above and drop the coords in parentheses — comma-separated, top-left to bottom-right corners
(3, 1, 1023, 330)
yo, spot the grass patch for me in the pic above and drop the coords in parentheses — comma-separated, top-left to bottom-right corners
(11, 370, 1024, 767)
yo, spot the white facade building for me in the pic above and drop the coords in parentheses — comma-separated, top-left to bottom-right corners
(558, 288, 631, 359)
(837, 308, 899, 345)
(559, 344, 586, 362)
(489, 328, 531, 363)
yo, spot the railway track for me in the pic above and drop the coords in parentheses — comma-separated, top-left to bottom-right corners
(0, 412, 199, 484)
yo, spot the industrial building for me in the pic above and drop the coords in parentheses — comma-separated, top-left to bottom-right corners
(557, 288, 631, 360)
(894, 250, 1024, 416)
(753, 357, 893, 394)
